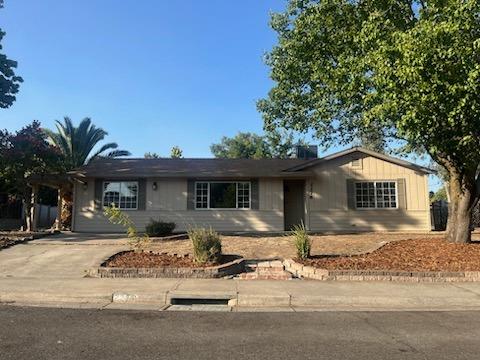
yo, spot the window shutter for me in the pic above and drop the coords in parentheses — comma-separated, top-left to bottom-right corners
(187, 179, 195, 210)
(137, 179, 146, 210)
(346, 179, 355, 210)
(94, 178, 104, 211)
(397, 178, 407, 209)
(250, 179, 259, 210)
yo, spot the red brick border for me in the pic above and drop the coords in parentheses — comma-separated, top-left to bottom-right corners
(283, 259, 480, 282)
(88, 253, 245, 279)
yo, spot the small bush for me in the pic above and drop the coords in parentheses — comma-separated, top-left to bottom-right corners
(104, 204, 151, 253)
(145, 219, 176, 237)
(292, 222, 311, 260)
(188, 227, 222, 264)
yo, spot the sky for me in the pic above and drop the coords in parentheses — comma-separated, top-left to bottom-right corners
(0, 0, 440, 190)
(0, 0, 291, 157)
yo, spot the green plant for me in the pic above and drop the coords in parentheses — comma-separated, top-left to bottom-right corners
(145, 219, 176, 237)
(188, 227, 222, 264)
(292, 222, 311, 260)
(103, 204, 151, 252)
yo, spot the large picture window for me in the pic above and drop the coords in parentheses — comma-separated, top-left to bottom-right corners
(103, 181, 138, 210)
(195, 182, 250, 209)
(355, 181, 397, 209)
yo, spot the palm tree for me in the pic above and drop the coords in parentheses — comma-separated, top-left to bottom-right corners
(44, 117, 130, 169)
(44, 117, 130, 230)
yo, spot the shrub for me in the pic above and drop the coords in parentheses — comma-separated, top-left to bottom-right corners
(292, 222, 311, 260)
(104, 204, 151, 253)
(145, 219, 176, 237)
(188, 227, 222, 264)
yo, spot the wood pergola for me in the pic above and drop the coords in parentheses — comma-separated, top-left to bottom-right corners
(27, 174, 73, 232)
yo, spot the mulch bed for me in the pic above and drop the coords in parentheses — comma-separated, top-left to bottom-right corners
(103, 251, 240, 268)
(300, 238, 480, 272)
(0, 236, 32, 250)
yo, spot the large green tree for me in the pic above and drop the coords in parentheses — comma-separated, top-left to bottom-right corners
(0, 1, 22, 108)
(258, 0, 480, 243)
(0, 121, 61, 227)
(211, 131, 298, 159)
(44, 117, 130, 169)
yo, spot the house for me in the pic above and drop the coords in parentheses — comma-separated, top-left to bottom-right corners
(64, 147, 433, 233)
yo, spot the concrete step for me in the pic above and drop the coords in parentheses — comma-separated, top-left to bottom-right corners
(240, 260, 294, 280)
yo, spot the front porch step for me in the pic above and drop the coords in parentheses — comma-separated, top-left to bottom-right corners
(238, 260, 294, 280)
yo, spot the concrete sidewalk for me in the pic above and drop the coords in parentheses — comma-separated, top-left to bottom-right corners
(3, 277, 480, 311)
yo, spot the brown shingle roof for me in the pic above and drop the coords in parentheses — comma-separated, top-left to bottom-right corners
(69, 158, 312, 179)
(68, 147, 434, 179)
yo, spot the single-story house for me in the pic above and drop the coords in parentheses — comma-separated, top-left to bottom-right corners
(64, 147, 433, 233)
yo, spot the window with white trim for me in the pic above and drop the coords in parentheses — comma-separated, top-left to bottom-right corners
(355, 181, 397, 209)
(103, 181, 138, 210)
(195, 182, 251, 209)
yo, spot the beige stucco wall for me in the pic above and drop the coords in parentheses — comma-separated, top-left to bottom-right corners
(305, 153, 431, 231)
(72, 178, 284, 232)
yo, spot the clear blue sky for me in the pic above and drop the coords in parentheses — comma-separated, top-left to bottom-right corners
(0, 0, 292, 157)
(0, 0, 439, 190)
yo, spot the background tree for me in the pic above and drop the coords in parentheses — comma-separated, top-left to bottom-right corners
(0, 121, 61, 228)
(0, 1, 23, 108)
(170, 146, 183, 158)
(144, 152, 160, 159)
(258, 0, 480, 243)
(431, 187, 448, 203)
(210, 130, 298, 159)
(44, 117, 130, 228)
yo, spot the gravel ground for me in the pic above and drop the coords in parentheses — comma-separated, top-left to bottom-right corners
(146, 232, 473, 260)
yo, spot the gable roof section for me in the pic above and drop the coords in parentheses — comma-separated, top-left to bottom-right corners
(285, 147, 435, 174)
(69, 158, 313, 179)
(68, 147, 434, 179)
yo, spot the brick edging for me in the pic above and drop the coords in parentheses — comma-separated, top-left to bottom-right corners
(283, 259, 480, 282)
(88, 255, 245, 279)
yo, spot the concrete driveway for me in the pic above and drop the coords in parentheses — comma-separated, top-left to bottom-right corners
(0, 233, 128, 278)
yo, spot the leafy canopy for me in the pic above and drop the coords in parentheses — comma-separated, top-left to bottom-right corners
(0, 1, 23, 108)
(258, 0, 480, 175)
(210, 131, 299, 159)
(44, 117, 130, 169)
(170, 146, 183, 158)
(0, 121, 61, 202)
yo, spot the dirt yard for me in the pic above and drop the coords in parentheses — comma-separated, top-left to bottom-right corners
(147, 232, 478, 260)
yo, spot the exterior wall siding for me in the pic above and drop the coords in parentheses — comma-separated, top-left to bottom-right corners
(73, 178, 284, 232)
(306, 154, 431, 231)
(72, 154, 431, 233)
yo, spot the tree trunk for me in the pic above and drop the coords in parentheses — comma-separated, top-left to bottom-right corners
(445, 172, 477, 243)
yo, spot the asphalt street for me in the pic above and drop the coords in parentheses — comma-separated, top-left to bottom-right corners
(1, 306, 480, 360)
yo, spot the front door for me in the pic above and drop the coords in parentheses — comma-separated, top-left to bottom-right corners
(284, 180, 305, 231)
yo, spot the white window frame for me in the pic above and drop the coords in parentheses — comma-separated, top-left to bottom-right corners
(354, 180, 398, 210)
(194, 181, 251, 210)
(102, 181, 139, 210)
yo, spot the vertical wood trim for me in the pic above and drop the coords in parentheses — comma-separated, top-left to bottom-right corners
(137, 178, 147, 210)
(397, 178, 407, 209)
(251, 179, 259, 210)
(346, 179, 355, 210)
(94, 178, 104, 211)
(187, 179, 195, 210)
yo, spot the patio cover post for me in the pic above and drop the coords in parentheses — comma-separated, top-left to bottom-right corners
(55, 187, 63, 231)
(29, 184, 39, 232)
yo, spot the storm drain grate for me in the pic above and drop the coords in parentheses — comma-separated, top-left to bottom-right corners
(169, 298, 230, 306)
